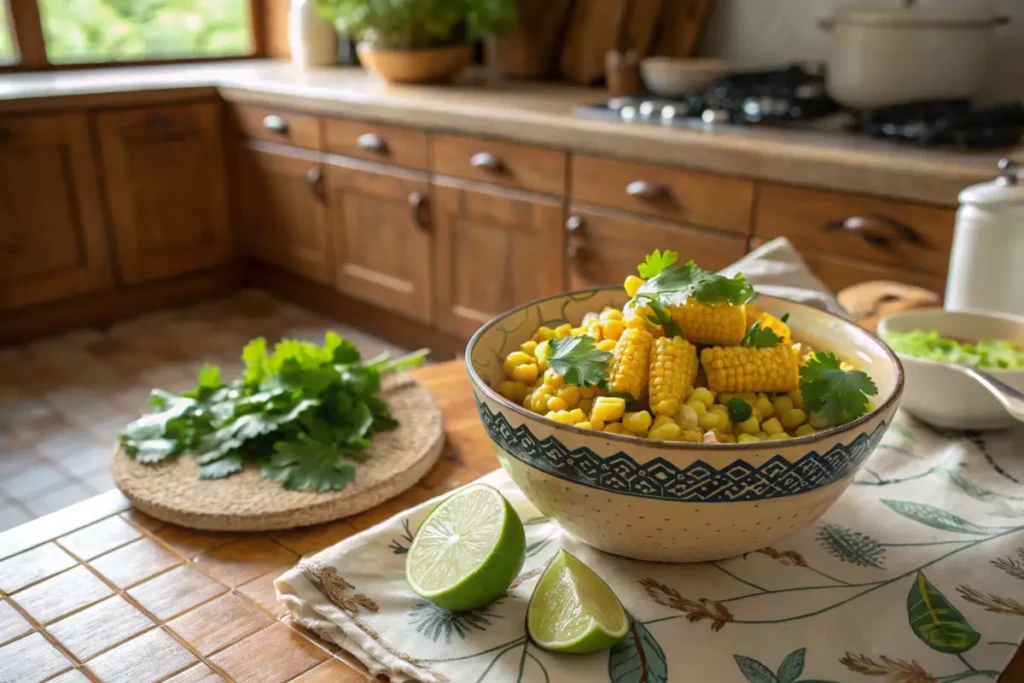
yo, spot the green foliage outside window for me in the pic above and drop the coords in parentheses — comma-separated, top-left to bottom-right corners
(39, 0, 252, 64)
(0, 5, 14, 63)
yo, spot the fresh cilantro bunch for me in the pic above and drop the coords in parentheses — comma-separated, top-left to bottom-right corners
(799, 351, 878, 427)
(636, 259, 755, 308)
(118, 332, 427, 492)
(546, 336, 612, 387)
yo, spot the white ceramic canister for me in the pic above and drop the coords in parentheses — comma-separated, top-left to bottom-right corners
(945, 160, 1024, 317)
(289, 0, 337, 69)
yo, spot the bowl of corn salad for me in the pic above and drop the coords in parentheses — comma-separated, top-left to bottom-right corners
(466, 252, 903, 562)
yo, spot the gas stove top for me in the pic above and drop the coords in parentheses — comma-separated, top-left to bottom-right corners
(575, 64, 1024, 150)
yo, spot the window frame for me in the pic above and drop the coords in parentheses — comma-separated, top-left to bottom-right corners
(0, 0, 266, 73)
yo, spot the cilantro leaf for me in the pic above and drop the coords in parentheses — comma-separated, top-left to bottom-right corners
(645, 299, 683, 337)
(546, 336, 612, 387)
(741, 322, 783, 348)
(262, 427, 358, 492)
(800, 351, 878, 427)
(636, 261, 755, 307)
(242, 337, 269, 387)
(637, 249, 678, 279)
(199, 452, 245, 479)
(727, 398, 753, 422)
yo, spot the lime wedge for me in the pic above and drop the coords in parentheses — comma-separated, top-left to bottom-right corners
(405, 484, 525, 611)
(528, 549, 630, 653)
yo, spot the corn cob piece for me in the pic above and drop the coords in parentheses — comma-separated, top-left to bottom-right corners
(607, 327, 654, 399)
(700, 344, 799, 394)
(757, 311, 792, 344)
(669, 300, 746, 346)
(648, 337, 698, 417)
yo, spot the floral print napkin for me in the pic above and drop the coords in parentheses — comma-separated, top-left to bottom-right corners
(276, 416, 1024, 682)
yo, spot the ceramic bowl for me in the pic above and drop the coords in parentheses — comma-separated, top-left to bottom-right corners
(878, 308, 1024, 430)
(640, 57, 731, 97)
(466, 288, 903, 563)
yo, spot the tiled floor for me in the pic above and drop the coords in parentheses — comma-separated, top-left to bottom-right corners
(0, 290, 410, 533)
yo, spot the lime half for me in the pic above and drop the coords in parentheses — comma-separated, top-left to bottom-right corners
(405, 484, 525, 612)
(528, 549, 630, 653)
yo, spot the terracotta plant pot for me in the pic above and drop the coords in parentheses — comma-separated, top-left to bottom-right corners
(356, 43, 472, 83)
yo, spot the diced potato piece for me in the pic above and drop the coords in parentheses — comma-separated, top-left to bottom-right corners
(676, 404, 700, 431)
(788, 388, 804, 409)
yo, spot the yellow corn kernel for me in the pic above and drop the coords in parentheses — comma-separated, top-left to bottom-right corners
(761, 417, 784, 435)
(767, 432, 791, 440)
(745, 302, 763, 321)
(601, 319, 626, 341)
(553, 323, 573, 339)
(542, 368, 564, 389)
(709, 404, 729, 416)
(781, 408, 807, 430)
(533, 326, 554, 342)
(650, 336, 699, 417)
(737, 433, 762, 443)
(675, 404, 700, 431)
(700, 345, 800, 394)
(570, 326, 586, 337)
(604, 422, 625, 434)
(547, 396, 569, 412)
(575, 421, 593, 430)
(586, 321, 603, 340)
(788, 388, 804, 410)
(737, 392, 757, 403)
(679, 429, 703, 442)
(568, 408, 586, 423)
(624, 275, 645, 298)
(597, 339, 617, 352)
(608, 328, 654, 400)
(756, 431, 769, 439)
(579, 386, 597, 399)
(589, 418, 605, 430)
(648, 423, 682, 441)
(668, 300, 747, 346)
(698, 411, 727, 431)
(795, 424, 817, 437)
(686, 398, 708, 416)
(623, 410, 653, 435)
(535, 340, 550, 370)
(579, 398, 594, 416)
(808, 412, 829, 429)
(719, 433, 737, 443)
(754, 396, 775, 420)
(600, 307, 624, 320)
(757, 312, 792, 345)
(717, 392, 736, 405)
(520, 340, 538, 355)
(690, 387, 715, 409)
(736, 416, 760, 435)
(773, 395, 794, 415)
(557, 385, 581, 408)
(546, 410, 576, 425)
(511, 363, 539, 384)
(497, 380, 529, 404)
(503, 351, 532, 377)
(591, 396, 627, 423)
(651, 414, 676, 430)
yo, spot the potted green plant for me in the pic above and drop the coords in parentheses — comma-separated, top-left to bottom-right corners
(316, 0, 518, 83)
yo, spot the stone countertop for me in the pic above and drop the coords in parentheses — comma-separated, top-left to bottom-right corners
(2, 60, 1019, 206)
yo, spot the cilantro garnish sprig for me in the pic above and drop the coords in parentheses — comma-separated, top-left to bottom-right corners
(546, 336, 612, 387)
(118, 332, 428, 492)
(799, 351, 878, 427)
(740, 322, 783, 348)
(636, 260, 755, 308)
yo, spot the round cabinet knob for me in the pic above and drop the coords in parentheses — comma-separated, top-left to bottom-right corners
(625, 180, 663, 199)
(470, 152, 502, 171)
(408, 191, 430, 231)
(998, 158, 1019, 186)
(565, 216, 584, 233)
(566, 243, 583, 260)
(261, 114, 289, 134)
(357, 133, 386, 153)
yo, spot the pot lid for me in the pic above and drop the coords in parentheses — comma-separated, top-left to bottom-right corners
(833, 4, 1007, 28)
(959, 160, 1024, 207)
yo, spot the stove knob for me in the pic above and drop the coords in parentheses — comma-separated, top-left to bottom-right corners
(702, 109, 729, 124)
(661, 105, 678, 122)
(621, 105, 638, 121)
(639, 101, 657, 118)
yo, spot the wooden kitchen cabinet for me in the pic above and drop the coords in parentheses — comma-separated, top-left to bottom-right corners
(325, 158, 434, 323)
(234, 144, 333, 285)
(566, 207, 748, 290)
(96, 101, 232, 283)
(0, 113, 112, 310)
(433, 181, 565, 339)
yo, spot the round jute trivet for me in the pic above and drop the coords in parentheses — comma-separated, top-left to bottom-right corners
(112, 374, 444, 531)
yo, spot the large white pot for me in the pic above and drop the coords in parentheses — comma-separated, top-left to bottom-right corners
(820, 5, 1009, 110)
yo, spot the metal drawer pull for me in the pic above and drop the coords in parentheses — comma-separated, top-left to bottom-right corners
(357, 133, 386, 152)
(262, 114, 289, 134)
(625, 180, 664, 199)
(565, 216, 584, 233)
(470, 152, 502, 171)
(409, 192, 430, 231)
(146, 114, 173, 130)
(306, 167, 325, 201)
(566, 242, 583, 260)
(824, 214, 922, 248)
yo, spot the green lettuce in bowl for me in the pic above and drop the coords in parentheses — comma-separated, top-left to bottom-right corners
(882, 329, 1024, 370)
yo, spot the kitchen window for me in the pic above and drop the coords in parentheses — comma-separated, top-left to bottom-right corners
(0, 0, 263, 70)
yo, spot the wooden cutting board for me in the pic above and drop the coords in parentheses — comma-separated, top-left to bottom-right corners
(111, 374, 445, 531)
(654, 0, 713, 57)
(498, 0, 575, 78)
(560, 0, 631, 85)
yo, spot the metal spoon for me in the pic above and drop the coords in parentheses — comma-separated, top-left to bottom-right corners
(951, 365, 1024, 423)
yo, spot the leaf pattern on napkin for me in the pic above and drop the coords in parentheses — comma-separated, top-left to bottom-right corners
(991, 547, 1024, 580)
(639, 578, 733, 631)
(956, 586, 1024, 617)
(755, 547, 808, 567)
(839, 653, 937, 683)
(299, 561, 379, 614)
(816, 523, 886, 568)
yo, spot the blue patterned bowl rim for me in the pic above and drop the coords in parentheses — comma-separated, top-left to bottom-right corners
(465, 285, 905, 451)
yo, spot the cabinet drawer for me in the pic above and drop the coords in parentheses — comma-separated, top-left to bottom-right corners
(230, 104, 322, 150)
(801, 249, 946, 295)
(567, 207, 747, 290)
(570, 154, 754, 235)
(324, 118, 428, 170)
(754, 183, 955, 276)
(431, 133, 566, 195)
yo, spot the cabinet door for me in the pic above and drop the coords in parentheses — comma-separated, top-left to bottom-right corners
(96, 101, 232, 283)
(234, 145, 333, 284)
(566, 207, 748, 290)
(434, 182, 565, 339)
(0, 114, 112, 310)
(326, 160, 433, 323)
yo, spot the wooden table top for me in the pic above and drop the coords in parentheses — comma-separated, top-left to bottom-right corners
(1, 360, 1021, 683)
